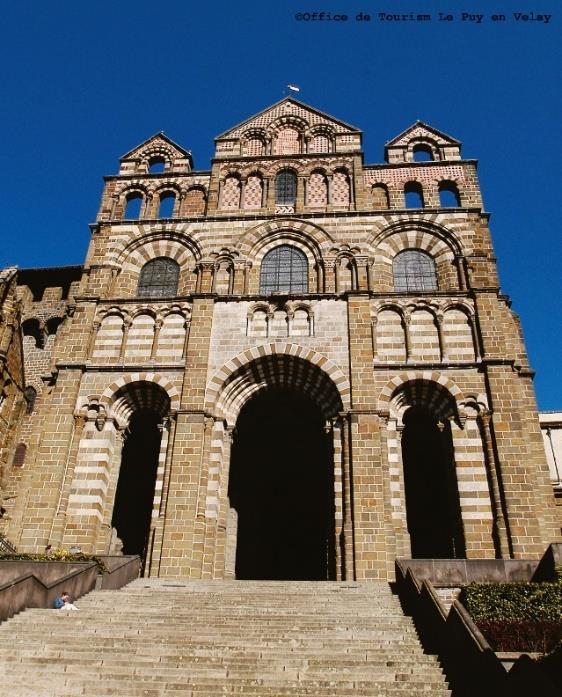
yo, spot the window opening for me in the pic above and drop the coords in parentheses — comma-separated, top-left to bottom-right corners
(138, 257, 180, 298)
(260, 245, 308, 294)
(404, 182, 424, 209)
(13, 443, 27, 468)
(275, 171, 297, 205)
(148, 157, 165, 173)
(158, 192, 175, 218)
(413, 144, 434, 161)
(24, 386, 37, 414)
(124, 193, 143, 219)
(439, 181, 461, 207)
(393, 250, 438, 292)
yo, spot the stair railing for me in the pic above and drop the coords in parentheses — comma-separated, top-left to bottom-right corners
(0, 534, 16, 553)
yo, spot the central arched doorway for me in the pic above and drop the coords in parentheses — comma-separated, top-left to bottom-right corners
(229, 388, 335, 580)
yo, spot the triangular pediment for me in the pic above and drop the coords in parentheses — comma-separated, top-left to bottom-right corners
(216, 98, 361, 140)
(386, 121, 460, 147)
(120, 132, 191, 161)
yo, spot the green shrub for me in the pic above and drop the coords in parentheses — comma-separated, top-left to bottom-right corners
(0, 549, 108, 574)
(460, 581, 562, 623)
(460, 581, 562, 653)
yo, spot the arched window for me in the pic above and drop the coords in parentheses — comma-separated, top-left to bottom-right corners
(22, 318, 44, 348)
(275, 170, 297, 205)
(439, 181, 461, 207)
(372, 183, 390, 209)
(123, 192, 143, 219)
(309, 134, 330, 153)
(393, 250, 438, 292)
(275, 127, 300, 155)
(13, 443, 27, 468)
(412, 144, 434, 161)
(137, 258, 180, 298)
(260, 245, 308, 294)
(148, 157, 165, 173)
(46, 317, 63, 337)
(245, 138, 265, 156)
(221, 175, 242, 209)
(158, 192, 176, 218)
(404, 182, 424, 209)
(24, 386, 37, 414)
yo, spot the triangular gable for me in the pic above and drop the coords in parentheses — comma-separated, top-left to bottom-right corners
(216, 98, 362, 140)
(120, 132, 191, 161)
(385, 121, 460, 147)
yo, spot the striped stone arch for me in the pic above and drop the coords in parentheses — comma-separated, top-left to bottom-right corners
(372, 220, 461, 266)
(378, 371, 466, 422)
(441, 299, 474, 317)
(205, 343, 350, 425)
(153, 182, 182, 197)
(99, 373, 180, 419)
(109, 230, 201, 272)
(237, 219, 333, 262)
(116, 181, 150, 198)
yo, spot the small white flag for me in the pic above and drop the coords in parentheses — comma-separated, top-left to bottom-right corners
(287, 84, 300, 92)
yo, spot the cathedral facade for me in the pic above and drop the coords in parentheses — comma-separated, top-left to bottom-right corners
(0, 99, 559, 579)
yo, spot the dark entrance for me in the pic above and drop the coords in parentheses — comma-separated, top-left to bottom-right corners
(111, 411, 162, 559)
(229, 389, 335, 580)
(401, 406, 466, 558)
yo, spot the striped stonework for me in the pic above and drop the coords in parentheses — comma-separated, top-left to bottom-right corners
(5, 99, 559, 576)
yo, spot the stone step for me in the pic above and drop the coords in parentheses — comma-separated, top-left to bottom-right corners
(0, 580, 449, 696)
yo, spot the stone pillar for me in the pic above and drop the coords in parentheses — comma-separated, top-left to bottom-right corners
(478, 410, 510, 557)
(17, 368, 84, 551)
(158, 296, 215, 577)
(149, 412, 178, 576)
(48, 412, 87, 547)
(347, 293, 393, 579)
(338, 413, 355, 580)
(212, 424, 234, 578)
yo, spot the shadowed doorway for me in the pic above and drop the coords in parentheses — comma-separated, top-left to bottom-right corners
(111, 411, 162, 559)
(401, 406, 466, 558)
(228, 389, 335, 580)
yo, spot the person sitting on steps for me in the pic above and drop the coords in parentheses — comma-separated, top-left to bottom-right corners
(53, 591, 79, 611)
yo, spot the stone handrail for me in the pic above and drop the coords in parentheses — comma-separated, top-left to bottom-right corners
(394, 559, 561, 697)
(0, 535, 16, 553)
(0, 555, 141, 623)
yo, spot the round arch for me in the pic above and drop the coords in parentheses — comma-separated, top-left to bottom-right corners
(237, 219, 333, 261)
(100, 373, 180, 421)
(378, 371, 465, 422)
(206, 344, 349, 425)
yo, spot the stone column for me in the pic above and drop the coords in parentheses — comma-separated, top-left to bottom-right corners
(347, 293, 393, 579)
(149, 412, 178, 576)
(48, 412, 87, 547)
(478, 410, 510, 558)
(338, 412, 355, 580)
(159, 296, 215, 577)
(212, 424, 234, 578)
(150, 319, 163, 360)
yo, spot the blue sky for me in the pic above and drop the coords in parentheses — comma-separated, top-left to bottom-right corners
(0, 1, 559, 409)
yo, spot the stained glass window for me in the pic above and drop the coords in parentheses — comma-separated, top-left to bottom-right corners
(138, 258, 180, 298)
(393, 250, 438, 292)
(260, 245, 308, 294)
(275, 171, 297, 205)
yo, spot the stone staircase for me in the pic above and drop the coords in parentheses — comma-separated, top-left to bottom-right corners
(0, 579, 451, 697)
